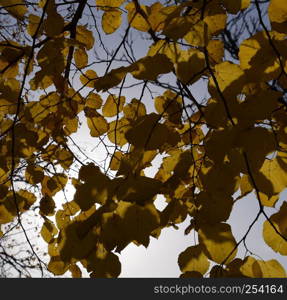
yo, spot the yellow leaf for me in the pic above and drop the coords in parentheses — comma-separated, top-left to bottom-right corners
(117, 201, 160, 247)
(147, 2, 166, 32)
(87, 115, 109, 137)
(204, 4, 227, 36)
(239, 31, 281, 81)
(85, 93, 102, 110)
(253, 259, 286, 278)
(255, 156, 287, 197)
(41, 174, 68, 197)
(80, 69, 98, 87)
(63, 118, 78, 135)
(125, 113, 179, 150)
(27, 14, 42, 37)
(74, 48, 88, 69)
(239, 175, 253, 198)
(268, 0, 287, 24)
(184, 21, 206, 47)
(40, 196, 56, 216)
(0, 205, 14, 224)
(126, 2, 150, 32)
(1, 0, 27, 20)
(131, 54, 173, 81)
(107, 118, 131, 146)
(48, 256, 69, 275)
(209, 61, 245, 97)
(102, 94, 125, 117)
(263, 202, 287, 255)
(195, 191, 234, 224)
(162, 16, 193, 40)
(178, 245, 210, 275)
(222, 0, 251, 14)
(102, 9, 122, 34)
(41, 219, 58, 243)
(62, 200, 80, 216)
(123, 98, 146, 121)
(207, 40, 224, 64)
(94, 66, 130, 92)
(55, 209, 70, 229)
(96, 0, 124, 9)
(199, 223, 237, 264)
(69, 264, 82, 278)
(109, 151, 123, 171)
(44, 1, 64, 37)
(76, 26, 94, 50)
(87, 244, 121, 278)
(25, 165, 44, 184)
(180, 271, 203, 278)
(116, 175, 162, 206)
(175, 49, 205, 85)
(56, 148, 74, 170)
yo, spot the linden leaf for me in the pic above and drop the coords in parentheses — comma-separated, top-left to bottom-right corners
(254, 157, 287, 198)
(131, 54, 173, 81)
(253, 259, 286, 278)
(116, 201, 160, 248)
(44, 1, 64, 37)
(109, 151, 123, 171)
(74, 48, 88, 69)
(123, 99, 146, 121)
(239, 31, 281, 81)
(87, 115, 109, 137)
(207, 40, 224, 64)
(125, 113, 179, 150)
(96, 0, 124, 9)
(162, 16, 193, 40)
(69, 264, 82, 278)
(80, 70, 98, 87)
(102, 94, 125, 117)
(27, 14, 42, 37)
(209, 61, 245, 97)
(87, 244, 121, 278)
(126, 2, 150, 32)
(41, 174, 68, 197)
(199, 223, 237, 265)
(204, 3, 227, 36)
(180, 271, 203, 278)
(25, 165, 44, 185)
(102, 9, 122, 34)
(268, 0, 287, 24)
(48, 256, 69, 275)
(85, 93, 102, 110)
(56, 148, 74, 170)
(0, 205, 14, 224)
(175, 49, 205, 85)
(40, 196, 56, 216)
(222, 0, 251, 15)
(178, 245, 210, 275)
(108, 118, 131, 146)
(1, 0, 27, 20)
(76, 26, 94, 50)
(239, 175, 253, 199)
(41, 218, 58, 243)
(94, 66, 130, 92)
(263, 202, 287, 255)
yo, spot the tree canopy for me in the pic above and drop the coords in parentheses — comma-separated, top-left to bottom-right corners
(0, 0, 287, 278)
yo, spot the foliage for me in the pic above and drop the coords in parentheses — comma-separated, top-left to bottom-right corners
(0, 0, 287, 278)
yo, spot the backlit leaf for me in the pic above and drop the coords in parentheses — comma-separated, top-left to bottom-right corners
(178, 245, 210, 275)
(263, 202, 287, 255)
(199, 223, 237, 264)
(102, 9, 122, 34)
